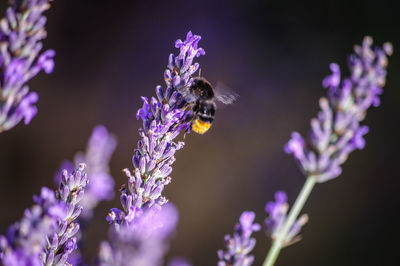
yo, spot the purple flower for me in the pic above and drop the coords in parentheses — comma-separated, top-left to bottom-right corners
(100, 31, 204, 266)
(0, 186, 66, 265)
(285, 37, 392, 182)
(0, 167, 88, 266)
(264, 191, 308, 246)
(98, 204, 179, 266)
(43, 164, 88, 265)
(0, 0, 55, 132)
(168, 257, 192, 266)
(108, 31, 204, 226)
(57, 125, 117, 221)
(218, 211, 261, 266)
(15, 91, 39, 124)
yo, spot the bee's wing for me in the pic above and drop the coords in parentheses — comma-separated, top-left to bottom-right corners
(214, 81, 239, 105)
(177, 87, 199, 103)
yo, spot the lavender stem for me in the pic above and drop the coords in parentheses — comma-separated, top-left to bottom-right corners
(263, 176, 316, 266)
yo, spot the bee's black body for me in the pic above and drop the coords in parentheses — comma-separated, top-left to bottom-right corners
(190, 78, 215, 100)
(182, 76, 236, 134)
(189, 78, 216, 128)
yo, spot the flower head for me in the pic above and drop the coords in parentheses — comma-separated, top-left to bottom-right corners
(109, 31, 204, 227)
(0, 165, 87, 266)
(218, 211, 261, 266)
(0, 0, 55, 132)
(264, 191, 308, 247)
(285, 37, 392, 182)
(0, 187, 64, 266)
(43, 164, 88, 265)
(71, 125, 117, 220)
(101, 31, 205, 266)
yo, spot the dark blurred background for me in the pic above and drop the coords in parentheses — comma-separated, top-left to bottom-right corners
(1, 0, 400, 265)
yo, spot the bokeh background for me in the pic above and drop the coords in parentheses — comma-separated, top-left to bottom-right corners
(1, 0, 400, 265)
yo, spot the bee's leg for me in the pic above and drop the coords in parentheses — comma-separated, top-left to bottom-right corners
(181, 103, 194, 113)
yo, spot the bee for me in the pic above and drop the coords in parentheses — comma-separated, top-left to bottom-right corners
(182, 77, 238, 134)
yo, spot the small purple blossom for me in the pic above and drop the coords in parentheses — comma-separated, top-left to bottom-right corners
(264, 191, 308, 247)
(0, 0, 56, 132)
(285, 37, 392, 182)
(218, 211, 261, 266)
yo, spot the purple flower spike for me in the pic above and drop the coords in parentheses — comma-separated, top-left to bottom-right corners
(285, 37, 392, 183)
(43, 164, 88, 265)
(0, 0, 56, 132)
(55, 125, 117, 221)
(100, 31, 205, 266)
(218, 211, 261, 266)
(72, 125, 117, 221)
(0, 164, 87, 266)
(0, 187, 64, 266)
(264, 191, 308, 247)
(51, 126, 116, 264)
(108, 31, 204, 227)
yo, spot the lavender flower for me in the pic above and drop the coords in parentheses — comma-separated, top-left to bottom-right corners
(218, 211, 261, 266)
(98, 204, 178, 266)
(0, 165, 86, 265)
(264, 191, 308, 247)
(56, 125, 117, 221)
(285, 36, 392, 182)
(0, 187, 65, 266)
(263, 37, 393, 266)
(0, 0, 55, 132)
(43, 164, 88, 265)
(107, 31, 204, 225)
(53, 126, 116, 265)
(99, 31, 204, 266)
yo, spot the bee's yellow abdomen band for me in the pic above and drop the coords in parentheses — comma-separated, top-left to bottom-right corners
(192, 119, 211, 134)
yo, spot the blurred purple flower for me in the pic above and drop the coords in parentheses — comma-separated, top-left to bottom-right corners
(218, 211, 261, 266)
(55, 125, 117, 221)
(264, 191, 308, 247)
(0, 0, 55, 132)
(53, 126, 116, 264)
(98, 204, 178, 266)
(74, 125, 117, 220)
(285, 36, 392, 182)
(107, 31, 204, 226)
(0, 187, 64, 266)
(168, 257, 192, 266)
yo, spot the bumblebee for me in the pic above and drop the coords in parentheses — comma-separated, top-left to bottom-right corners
(182, 77, 238, 134)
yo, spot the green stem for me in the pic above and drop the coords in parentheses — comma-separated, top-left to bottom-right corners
(262, 176, 317, 266)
